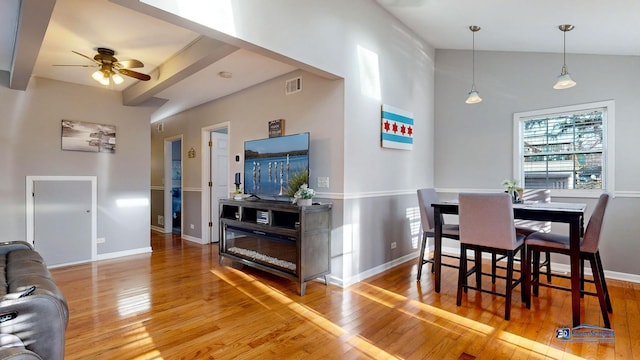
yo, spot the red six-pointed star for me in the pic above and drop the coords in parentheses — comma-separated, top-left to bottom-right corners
(384, 120, 391, 132)
(392, 122, 398, 133)
(408, 126, 413, 136)
(400, 124, 406, 135)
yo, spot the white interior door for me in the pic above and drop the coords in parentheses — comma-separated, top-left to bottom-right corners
(33, 180, 92, 266)
(210, 131, 228, 243)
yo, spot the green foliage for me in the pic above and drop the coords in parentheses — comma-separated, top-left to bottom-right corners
(285, 169, 309, 197)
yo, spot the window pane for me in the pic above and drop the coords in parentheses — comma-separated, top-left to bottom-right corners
(521, 108, 604, 190)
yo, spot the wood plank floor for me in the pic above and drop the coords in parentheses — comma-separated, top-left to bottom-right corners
(50, 231, 639, 359)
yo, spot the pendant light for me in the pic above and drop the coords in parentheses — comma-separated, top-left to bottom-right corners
(465, 25, 482, 104)
(553, 24, 576, 90)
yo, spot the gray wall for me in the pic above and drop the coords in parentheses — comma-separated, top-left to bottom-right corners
(150, 69, 344, 243)
(435, 49, 640, 276)
(0, 76, 154, 257)
(142, 0, 437, 285)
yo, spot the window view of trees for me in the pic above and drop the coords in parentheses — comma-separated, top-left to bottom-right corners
(522, 109, 604, 190)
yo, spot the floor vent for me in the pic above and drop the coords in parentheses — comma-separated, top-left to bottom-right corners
(285, 76, 302, 95)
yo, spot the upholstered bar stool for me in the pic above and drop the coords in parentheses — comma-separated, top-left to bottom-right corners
(416, 188, 459, 281)
(493, 189, 553, 283)
(525, 193, 612, 328)
(457, 193, 526, 320)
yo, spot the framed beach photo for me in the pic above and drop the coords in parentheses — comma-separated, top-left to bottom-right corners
(61, 120, 116, 153)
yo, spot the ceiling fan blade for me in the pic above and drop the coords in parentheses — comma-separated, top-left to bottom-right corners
(52, 64, 98, 67)
(117, 68, 151, 81)
(114, 59, 144, 69)
(72, 50, 100, 64)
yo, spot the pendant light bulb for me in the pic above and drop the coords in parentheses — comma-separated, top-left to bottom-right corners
(553, 24, 576, 90)
(466, 25, 482, 104)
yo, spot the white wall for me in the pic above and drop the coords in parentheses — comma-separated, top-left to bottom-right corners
(435, 49, 640, 277)
(0, 76, 154, 259)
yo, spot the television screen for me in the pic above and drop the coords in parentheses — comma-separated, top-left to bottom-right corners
(243, 132, 309, 200)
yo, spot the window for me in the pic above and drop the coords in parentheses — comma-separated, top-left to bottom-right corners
(513, 101, 614, 195)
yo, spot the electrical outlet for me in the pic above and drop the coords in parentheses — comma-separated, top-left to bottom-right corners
(317, 177, 329, 188)
(158, 215, 164, 225)
(97, 237, 106, 244)
(390, 241, 397, 249)
(190, 224, 195, 229)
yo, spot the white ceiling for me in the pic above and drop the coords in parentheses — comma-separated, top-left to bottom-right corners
(2, 0, 640, 123)
(376, 0, 640, 56)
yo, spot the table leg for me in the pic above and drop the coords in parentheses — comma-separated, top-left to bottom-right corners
(434, 207, 443, 293)
(570, 217, 581, 327)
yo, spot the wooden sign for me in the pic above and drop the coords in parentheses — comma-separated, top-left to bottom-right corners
(268, 119, 285, 138)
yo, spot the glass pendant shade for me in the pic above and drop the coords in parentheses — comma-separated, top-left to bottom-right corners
(553, 66, 576, 89)
(112, 73, 124, 85)
(92, 70, 105, 82)
(465, 87, 482, 104)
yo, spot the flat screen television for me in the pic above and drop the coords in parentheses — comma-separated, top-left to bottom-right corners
(243, 132, 309, 200)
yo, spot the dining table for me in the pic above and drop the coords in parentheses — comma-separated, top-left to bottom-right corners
(431, 199, 586, 327)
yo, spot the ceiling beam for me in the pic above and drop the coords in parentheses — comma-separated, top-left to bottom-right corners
(122, 36, 237, 106)
(10, 0, 56, 90)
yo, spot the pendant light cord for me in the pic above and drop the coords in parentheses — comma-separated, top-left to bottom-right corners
(472, 30, 476, 87)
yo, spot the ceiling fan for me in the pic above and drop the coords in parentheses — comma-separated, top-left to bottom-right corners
(54, 47, 151, 85)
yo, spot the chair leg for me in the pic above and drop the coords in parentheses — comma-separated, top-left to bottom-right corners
(544, 252, 552, 282)
(457, 244, 467, 306)
(588, 254, 611, 329)
(521, 246, 529, 308)
(417, 232, 427, 281)
(504, 250, 514, 320)
(595, 251, 613, 313)
(532, 250, 540, 297)
(580, 257, 585, 298)
(491, 253, 497, 284)
(474, 249, 482, 289)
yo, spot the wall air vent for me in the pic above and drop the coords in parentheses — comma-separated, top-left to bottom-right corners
(285, 76, 302, 95)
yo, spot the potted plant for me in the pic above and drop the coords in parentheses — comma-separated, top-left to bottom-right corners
(293, 183, 315, 206)
(502, 179, 523, 203)
(233, 189, 243, 200)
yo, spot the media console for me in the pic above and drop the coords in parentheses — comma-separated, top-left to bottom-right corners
(218, 198, 332, 295)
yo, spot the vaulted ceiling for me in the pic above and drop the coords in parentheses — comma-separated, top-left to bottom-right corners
(2, 0, 639, 123)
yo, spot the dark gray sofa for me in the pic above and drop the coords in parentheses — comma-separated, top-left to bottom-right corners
(0, 242, 68, 360)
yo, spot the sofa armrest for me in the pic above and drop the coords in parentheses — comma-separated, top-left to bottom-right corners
(0, 347, 43, 360)
(0, 242, 33, 256)
(0, 295, 67, 360)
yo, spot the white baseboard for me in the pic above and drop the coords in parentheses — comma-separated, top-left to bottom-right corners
(150, 225, 166, 233)
(336, 253, 417, 288)
(96, 247, 152, 261)
(182, 235, 204, 244)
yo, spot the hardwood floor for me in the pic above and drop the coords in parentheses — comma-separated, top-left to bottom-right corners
(51, 231, 639, 359)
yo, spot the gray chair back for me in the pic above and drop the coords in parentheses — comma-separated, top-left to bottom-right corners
(417, 188, 441, 232)
(459, 193, 518, 250)
(581, 193, 609, 254)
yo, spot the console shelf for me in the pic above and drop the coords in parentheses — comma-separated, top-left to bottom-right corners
(219, 199, 332, 295)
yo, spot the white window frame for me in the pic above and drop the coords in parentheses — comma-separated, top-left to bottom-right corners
(513, 100, 615, 198)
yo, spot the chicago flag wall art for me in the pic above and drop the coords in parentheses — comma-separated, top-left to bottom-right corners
(381, 104, 414, 150)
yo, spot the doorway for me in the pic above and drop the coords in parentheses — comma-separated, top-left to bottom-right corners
(164, 136, 183, 234)
(210, 129, 229, 243)
(201, 123, 230, 244)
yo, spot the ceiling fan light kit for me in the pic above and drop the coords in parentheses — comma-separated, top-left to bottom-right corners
(55, 47, 151, 86)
